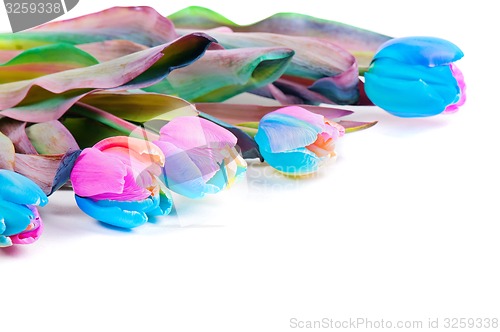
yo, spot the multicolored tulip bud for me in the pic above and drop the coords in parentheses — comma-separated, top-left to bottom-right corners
(364, 36, 466, 117)
(254, 106, 344, 176)
(0, 170, 48, 247)
(70, 137, 172, 228)
(153, 116, 247, 199)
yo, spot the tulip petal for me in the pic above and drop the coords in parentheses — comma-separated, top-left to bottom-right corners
(146, 191, 174, 217)
(197, 112, 262, 160)
(160, 116, 237, 151)
(255, 106, 328, 153)
(364, 70, 458, 117)
(0, 199, 33, 236)
(0, 169, 48, 206)
(10, 206, 43, 244)
(0, 236, 13, 247)
(169, 6, 391, 70)
(155, 140, 220, 199)
(260, 148, 320, 175)
(373, 36, 464, 67)
(70, 148, 151, 201)
(74, 195, 148, 228)
(70, 148, 127, 197)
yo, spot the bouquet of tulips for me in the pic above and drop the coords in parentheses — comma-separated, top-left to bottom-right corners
(0, 6, 465, 247)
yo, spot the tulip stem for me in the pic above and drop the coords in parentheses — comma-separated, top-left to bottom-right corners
(71, 102, 160, 141)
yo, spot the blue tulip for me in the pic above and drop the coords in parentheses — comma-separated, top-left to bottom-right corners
(255, 106, 344, 176)
(0, 170, 48, 247)
(364, 36, 466, 117)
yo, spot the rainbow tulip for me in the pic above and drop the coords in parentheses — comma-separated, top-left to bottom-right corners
(70, 137, 172, 228)
(254, 106, 344, 175)
(153, 117, 247, 199)
(0, 170, 48, 247)
(364, 36, 466, 117)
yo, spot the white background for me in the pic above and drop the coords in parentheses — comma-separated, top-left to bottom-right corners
(1, 1, 499, 331)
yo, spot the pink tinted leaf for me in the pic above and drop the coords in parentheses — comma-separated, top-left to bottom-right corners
(169, 6, 391, 70)
(0, 132, 15, 171)
(14, 150, 81, 195)
(0, 33, 214, 122)
(25, 120, 80, 155)
(0, 119, 37, 154)
(176, 29, 359, 104)
(194, 103, 353, 124)
(77, 40, 148, 62)
(0, 6, 176, 56)
(0, 44, 99, 84)
(144, 47, 294, 102)
(79, 91, 198, 123)
(338, 120, 378, 133)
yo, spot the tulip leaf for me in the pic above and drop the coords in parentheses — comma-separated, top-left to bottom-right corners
(338, 120, 378, 133)
(0, 33, 214, 123)
(77, 40, 148, 62)
(79, 91, 198, 122)
(0, 132, 15, 171)
(169, 6, 391, 71)
(0, 119, 37, 154)
(144, 47, 294, 102)
(194, 103, 353, 124)
(176, 29, 359, 105)
(14, 150, 82, 195)
(0, 6, 177, 51)
(26, 120, 80, 155)
(0, 43, 99, 84)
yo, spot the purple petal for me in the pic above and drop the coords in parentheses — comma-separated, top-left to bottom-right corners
(159, 116, 237, 150)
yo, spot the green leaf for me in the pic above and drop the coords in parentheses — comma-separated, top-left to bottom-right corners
(0, 43, 98, 84)
(169, 6, 391, 71)
(0, 6, 177, 51)
(0, 33, 214, 122)
(144, 47, 294, 102)
(339, 120, 378, 133)
(79, 91, 198, 122)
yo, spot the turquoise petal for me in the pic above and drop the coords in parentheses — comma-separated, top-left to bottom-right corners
(0, 170, 48, 206)
(365, 72, 447, 117)
(0, 235, 12, 247)
(365, 58, 460, 117)
(260, 147, 320, 175)
(255, 115, 323, 154)
(374, 36, 464, 66)
(0, 199, 33, 236)
(147, 191, 174, 217)
(74, 195, 148, 228)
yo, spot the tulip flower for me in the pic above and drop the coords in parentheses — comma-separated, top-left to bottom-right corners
(153, 117, 247, 199)
(0, 170, 48, 247)
(364, 36, 466, 117)
(70, 137, 173, 228)
(254, 106, 344, 176)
